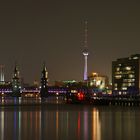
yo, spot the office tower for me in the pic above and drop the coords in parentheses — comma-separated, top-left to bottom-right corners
(112, 54, 140, 95)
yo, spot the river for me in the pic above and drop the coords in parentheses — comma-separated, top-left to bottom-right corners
(0, 99, 140, 140)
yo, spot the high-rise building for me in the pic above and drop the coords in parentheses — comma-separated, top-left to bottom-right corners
(0, 65, 5, 84)
(40, 63, 48, 97)
(83, 21, 89, 81)
(112, 54, 140, 95)
(12, 64, 21, 96)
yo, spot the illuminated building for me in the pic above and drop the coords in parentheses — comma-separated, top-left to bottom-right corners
(83, 21, 89, 81)
(112, 54, 140, 95)
(0, 82, 12, 96)
(54, 80, 77, 87)
(12, 64, 21, 97)
(0, 65, 5, 85)
(40, 63, 48, 97)
(88, 72, 109, 90)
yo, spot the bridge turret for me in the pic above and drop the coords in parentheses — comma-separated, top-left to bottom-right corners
(40, 63, 48, 98)
(12, 64, 21, 97)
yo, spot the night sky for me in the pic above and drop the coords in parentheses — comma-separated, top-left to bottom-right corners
(0, 0, 140, 84)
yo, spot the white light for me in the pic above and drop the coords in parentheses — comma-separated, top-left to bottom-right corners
(96, 80, 101, 86)
(129, 74, 134, 78)
(126, 66, 131, 71)
(133, 57, 138, 59)
(115, 75, 122, 79)
(116, 67, 120, 71)
(83, 52, 89, 56)
(122, 87, 127, 90)
(71, 90, 77, 93)
(119, 92, 122, 95)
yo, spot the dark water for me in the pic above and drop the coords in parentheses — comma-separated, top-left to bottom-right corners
(0, 103, 140, 140)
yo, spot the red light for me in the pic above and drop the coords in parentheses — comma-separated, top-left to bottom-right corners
(77, 92, 84, 100)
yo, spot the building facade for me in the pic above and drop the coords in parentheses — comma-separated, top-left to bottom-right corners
(88, 72, 109, 89)
(112, 54, 140, 96)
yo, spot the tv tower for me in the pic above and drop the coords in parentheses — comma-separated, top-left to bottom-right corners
(83, 20, 89, 81)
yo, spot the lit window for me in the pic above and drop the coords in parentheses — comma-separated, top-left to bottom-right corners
(115, 75, 122, 79)
(129, 74, 134, 78)
(122, 87, 127, 90)
(127, 83, 131, 86)
(116, 67, 120, 71)
(125, 66, 131, 71)
(90, 82, 94, 86)
(122, 83, 127, 87)
(114, 83, 117, 87)
(123, 92, 127, 95)
(119, 91, 122, 95)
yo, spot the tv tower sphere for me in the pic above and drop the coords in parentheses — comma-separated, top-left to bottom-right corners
(83, 48, 89, 81)
(83, 48, 89, 56)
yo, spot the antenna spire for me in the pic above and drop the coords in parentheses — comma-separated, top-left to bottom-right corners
(84, 20, 88, 48)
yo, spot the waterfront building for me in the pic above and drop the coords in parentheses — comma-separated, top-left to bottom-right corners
(12, 64, 21, 97)
(54, 80, 89, 95)
(112, 54, 140, 95)
(54, 80, 77, 87)
(88, 72, 109, 89)
(40, 63, 48, 97)
(0, 82, 12, 96)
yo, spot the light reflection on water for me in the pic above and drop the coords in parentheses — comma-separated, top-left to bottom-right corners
(0, 104, 140, 140)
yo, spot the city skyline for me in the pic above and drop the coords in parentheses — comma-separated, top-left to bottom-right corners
(0, 0, 140, 83)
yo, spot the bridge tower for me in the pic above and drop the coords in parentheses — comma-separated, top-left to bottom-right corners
(12, 64, 21, 97)
(40, 63, 48, 98)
